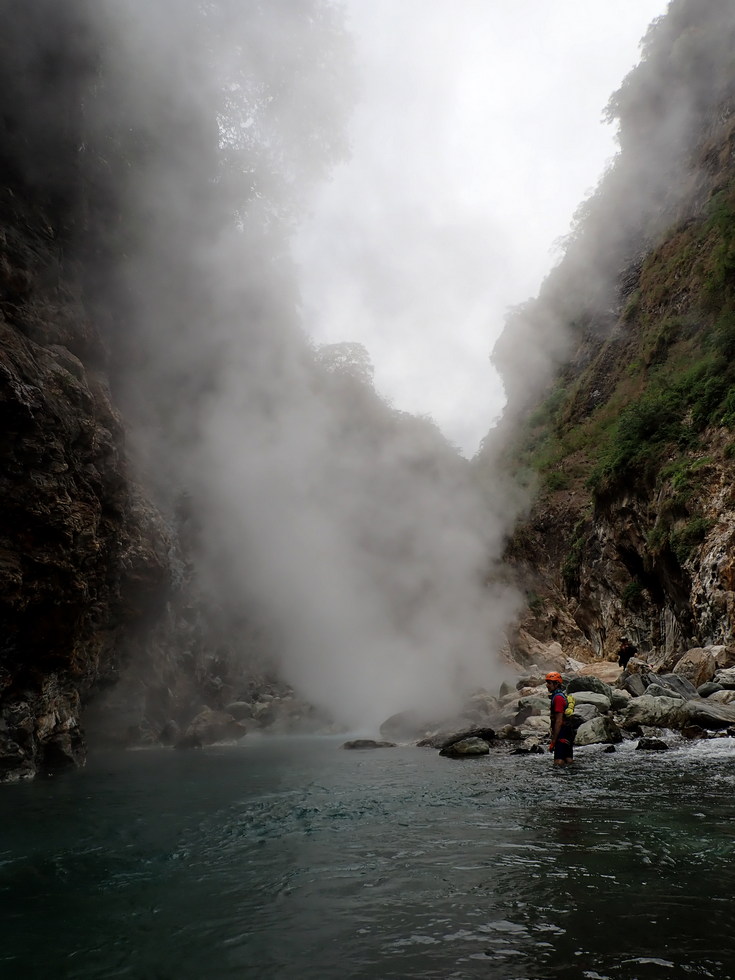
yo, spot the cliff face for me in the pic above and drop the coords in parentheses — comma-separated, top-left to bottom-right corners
(0, 183, 175, 778)
(0, 4, 222, 780)
(484, 0, 735, 668)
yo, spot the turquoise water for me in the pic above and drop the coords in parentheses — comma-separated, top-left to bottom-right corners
(1, 736, 734, 979)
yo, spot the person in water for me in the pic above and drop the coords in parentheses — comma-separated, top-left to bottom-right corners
(546, 671, 574, 765)
(617, 638, 637, 669)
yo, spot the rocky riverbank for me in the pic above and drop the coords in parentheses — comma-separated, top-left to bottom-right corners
(364, 644, 735, 759)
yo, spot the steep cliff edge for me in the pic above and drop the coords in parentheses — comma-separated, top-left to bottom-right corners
(0, 4, 226, 779)
(0, 170, 173, 778)
(480, 0, 735, 666)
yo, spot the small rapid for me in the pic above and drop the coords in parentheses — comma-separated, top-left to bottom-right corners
(1, 736, 734, 979)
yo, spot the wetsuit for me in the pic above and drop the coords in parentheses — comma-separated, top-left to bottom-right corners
(550, 690, 574, 761)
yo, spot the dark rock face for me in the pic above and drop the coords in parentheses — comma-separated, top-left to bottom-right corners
(0, 9, 176, 780)
(636, 737, 669, 751)
(0, 290, 173, 780)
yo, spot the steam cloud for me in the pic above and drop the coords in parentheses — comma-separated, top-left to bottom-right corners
(73, 0, 523, 729)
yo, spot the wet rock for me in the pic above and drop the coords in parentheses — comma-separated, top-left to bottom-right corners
(636, 737, 669, 751)
(341, 739, 396, 750)
(418, 727, 496, 750)
(575, 716, 623, 746)
(681, 725, 708, 740)
(439, 737, 490, 758)
(622, 695, 683, 729)
(177, 707, 246, 747)
(511, 743, 544, 756)
(603, 744, 617, 753)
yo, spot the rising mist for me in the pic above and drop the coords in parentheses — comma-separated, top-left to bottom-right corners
(55, 0, 523, 729)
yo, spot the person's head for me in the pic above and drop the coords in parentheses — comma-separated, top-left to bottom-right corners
(545, 671, 563, 692)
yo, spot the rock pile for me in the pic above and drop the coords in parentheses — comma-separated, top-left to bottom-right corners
(372, 645, 735, 759)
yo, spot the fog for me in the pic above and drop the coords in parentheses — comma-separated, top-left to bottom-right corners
(20, 0, 706, 730)
(65, 0, 524, 729)
(295, 0, 669, 455)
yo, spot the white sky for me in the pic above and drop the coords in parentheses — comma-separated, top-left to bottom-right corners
(293, 0, 670, 456)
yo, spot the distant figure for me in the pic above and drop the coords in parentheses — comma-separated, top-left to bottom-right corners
(545, 671, 574, 766)
(618, 638, 637, 669)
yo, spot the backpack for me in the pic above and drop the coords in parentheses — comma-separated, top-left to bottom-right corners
(550, 690, 577, 723)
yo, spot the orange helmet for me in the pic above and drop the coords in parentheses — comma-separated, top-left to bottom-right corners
(545, 671, 563, 684)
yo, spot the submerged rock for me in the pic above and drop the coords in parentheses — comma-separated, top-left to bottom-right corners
(341, 739, 397, 750)
(637, 737, 669, 751)
(417, 727, 495, 750)
(439, 737, 490, 758)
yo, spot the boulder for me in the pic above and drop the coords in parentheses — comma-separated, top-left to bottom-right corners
(225, 701, 254, 721)
(678, 699, 735, 730)
(178, 707, 246, 747)
(570, 692, 611, 713)
(672, 648, 717, 688)
(610, 689, 632, 711)
(655, 673, 698, 700)
(516, 696, 549, 716)
(496, 725, 524, 740)
(645, 684, 684, 701)
(714, 647, 735, 669)
(571, 703, 600, 726)
(713, 667, 735, 689)
(575, 716, 623, 746)
(636, 737, 669, 751)
(567, 676, 614, 700)
(462, 692, 498, 724)
(341, 739, 396, 750)
(518, 716, 550, 735)
(418, 727, 496, 750)
(697, 682, 724, 698)
(622, 695, 683, 730)
(620, 672, 648, 698)
(707, 690, 735, 705)
(439, 737, 490, 758)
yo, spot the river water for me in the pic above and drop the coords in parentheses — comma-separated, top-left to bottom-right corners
(1, 735, 734, 979)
